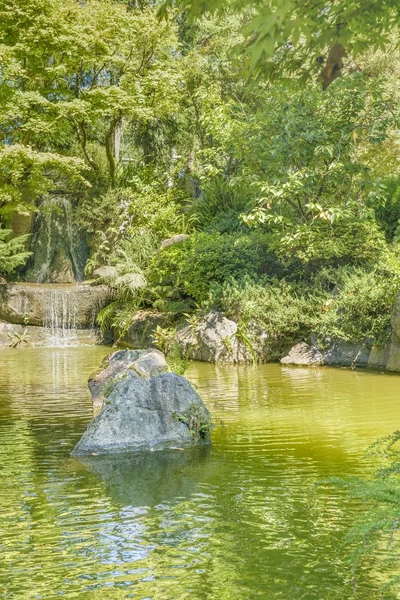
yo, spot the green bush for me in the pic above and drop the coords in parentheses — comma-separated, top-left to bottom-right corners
(374, 177, 400, 242)
(0, 229, 31, 278)
(273, 218, 388, 275)
(147, 232, 287, 307)
(204, 261, 400, 348)
(317, 265, 400, 344)
(206, 277, 328, 343)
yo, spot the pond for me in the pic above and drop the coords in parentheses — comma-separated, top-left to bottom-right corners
(0, 347, 399, 599)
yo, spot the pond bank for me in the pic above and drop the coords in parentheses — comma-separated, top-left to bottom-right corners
(118, 289, 400, 372)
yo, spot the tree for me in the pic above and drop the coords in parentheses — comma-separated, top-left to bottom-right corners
(161, 0, 400, 81)
(0, 0, 182, 214)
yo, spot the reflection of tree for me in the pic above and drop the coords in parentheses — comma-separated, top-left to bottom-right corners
(1, 351, 397, 598)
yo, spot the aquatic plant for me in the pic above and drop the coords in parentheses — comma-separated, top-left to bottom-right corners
(172, 403, 211, 443)
(7, 329, 31, 348)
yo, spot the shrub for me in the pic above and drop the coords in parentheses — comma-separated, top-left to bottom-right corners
(273, 218, 388, 276)
(0, 229, 31, 278)
(147, 232, 286, 307)
(206, 276, 328, 343)
(316, 265, 400, 344)
(374, 177, 400, 242)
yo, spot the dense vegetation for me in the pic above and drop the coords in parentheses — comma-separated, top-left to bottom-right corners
(1, 0, 400, 591)
(0, 0, 399, 348)
(0, 0, 400, 347)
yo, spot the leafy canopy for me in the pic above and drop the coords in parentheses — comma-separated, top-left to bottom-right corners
(161, 0, 400, 78)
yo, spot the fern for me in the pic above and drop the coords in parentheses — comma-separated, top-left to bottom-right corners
(0, 229, 31, 277)
(166, 342, 190, 375)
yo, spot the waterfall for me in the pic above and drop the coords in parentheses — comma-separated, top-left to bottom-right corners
(44, 289, 78, 347)
(28, 196, 89, 284)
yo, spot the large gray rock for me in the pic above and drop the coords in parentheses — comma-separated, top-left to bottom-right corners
(73, 350, 211, 455)
(175, 310, 254, 363)
(281, 339, 372, 368)
(120, 310, 176, 349)
(0, 283, 111, 328)
(368, 342, 392, 370)
(322, 340, 372, 367)
(161, 234, 189, 249)
(50, 247, 75, 284)
(89, 348, 168, 412)
(26, 195, 89, 283)
(281, 342, 324, 366)
(387, 292, 400, 372)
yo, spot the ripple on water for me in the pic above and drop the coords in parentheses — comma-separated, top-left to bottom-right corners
(0, 349, 399, 599)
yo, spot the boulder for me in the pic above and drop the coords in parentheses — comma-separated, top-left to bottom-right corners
(0, 283, 111, 328)
(89, 348, 168, 412)
(175, 310, 254, 363)
(73, 349, 211, 455)
(322, 340, 371, 368)
(387, 292, 400, 372)
(161, 234, 189, 249)
(281, 339, 373, 368)
(281, 342, 324, 366)
(368, 342, 392, 370)
(50, 247, 75, 284)
(120, 310, 176, 349)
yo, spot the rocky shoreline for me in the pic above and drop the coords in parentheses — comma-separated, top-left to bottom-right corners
(118, 291, 400, 373)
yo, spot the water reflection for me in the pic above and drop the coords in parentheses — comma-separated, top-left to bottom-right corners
(76, 446, 212, 507)
(0, 349, 400, 599)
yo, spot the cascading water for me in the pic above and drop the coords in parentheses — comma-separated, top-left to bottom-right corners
(44, 288, 79, 347)
(28, 195, 89, 284)
(9, 195, 109, 347)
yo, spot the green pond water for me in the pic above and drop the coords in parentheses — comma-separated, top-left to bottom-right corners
(1, 347, 400, 600)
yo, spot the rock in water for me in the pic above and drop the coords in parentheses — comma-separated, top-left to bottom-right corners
(281, 342, 324, 366)
(72, 349, 211, 456)
(89, 348, 169, 412)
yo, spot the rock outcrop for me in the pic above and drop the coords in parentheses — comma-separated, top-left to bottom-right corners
(281, 340, 373, 368)
(280, 342, 324, 366)
(174, 310, 258, 363)
(174, 311, 280, 363)
(161, 234, 189, 249)
(387, 292, 400, 372)
(89, 348, 168, 412)
(0, 283, 110, 328)
(0, 322, 102, 347)
(120, 311, 176, 349)
(72, 349, 211, 456)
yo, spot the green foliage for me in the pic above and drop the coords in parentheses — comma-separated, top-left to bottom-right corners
(329, 431, 400, 597)
(374, 177, 400, 242)
(205, 258, 400, 349)
(163, 0, 400, 81)
(208, 277, 326, 346)
(6, 328, 31, 348)
(172, 402, 211, 443)
(0, 229, 31, 276)
(149, 232, 278, 306)
(316, 265, 400, 344)
(165, 342, 190, 376)
(152, 325, 177, 354)
(272, 218, 389, 276)
(190, 178, 251, 233)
